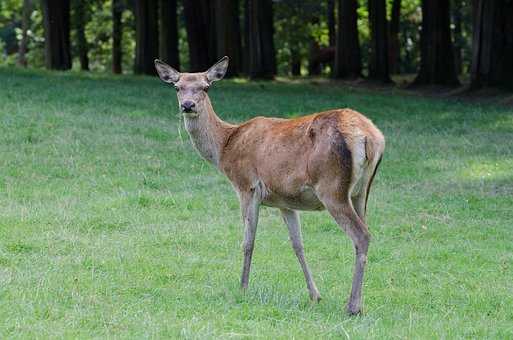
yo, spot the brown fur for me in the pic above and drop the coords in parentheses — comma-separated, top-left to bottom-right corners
(220, 109, 384, 212)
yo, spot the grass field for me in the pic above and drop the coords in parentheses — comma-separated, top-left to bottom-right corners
(0, 67, 512, 339)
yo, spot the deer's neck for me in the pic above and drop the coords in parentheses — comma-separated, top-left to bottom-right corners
(183, 97, 235, 167)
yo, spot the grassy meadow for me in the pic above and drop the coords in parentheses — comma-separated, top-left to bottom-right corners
(0, 67, 512, 339)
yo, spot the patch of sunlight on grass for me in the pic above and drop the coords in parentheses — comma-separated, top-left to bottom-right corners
(230, 77, 249, 84)
(459, 160, 513, 181)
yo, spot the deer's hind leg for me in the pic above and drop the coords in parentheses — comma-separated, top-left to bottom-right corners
(351, 183, 368, 223)
(316, 184, 370, 315)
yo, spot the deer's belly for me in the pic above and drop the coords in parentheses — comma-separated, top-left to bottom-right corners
(261, 185, 325, 211)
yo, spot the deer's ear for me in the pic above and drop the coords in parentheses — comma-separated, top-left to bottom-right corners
(154, 59, 180, 84)
(206, 56, 229, 83)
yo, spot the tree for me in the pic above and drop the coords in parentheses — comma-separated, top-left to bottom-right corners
(309, 1, 335, 75)
(368, 0, 390, 82)
(327, 0, 336, 47)
(308, 42, 321, 76)
(388, 0, 401, 74)
(112, 0, 123, 74)
(290, 49, 301, 76)
(247, 0, 276, 79)
(159, 0, 180, 69)
(74, 0, 90, 71)
(214, 0, 242, 77)
(183, 0, 216, 72)
(414, 0, 459, 85)
(17, 0, 32, 67)
(452, 0, 463, 74)
(134, 0, 159, 75)
(333, 0, 361, 78)
(241, 0, 250, 74)
(275, 0, 322, 77)
(41, 0, 72, 70)
(470, 0, 513, 89)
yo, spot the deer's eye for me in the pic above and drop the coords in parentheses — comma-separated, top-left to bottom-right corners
(204, 85, 209, 92)
(174, 85, 179, 92)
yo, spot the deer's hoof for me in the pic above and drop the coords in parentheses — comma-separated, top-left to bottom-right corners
(346, 303, 362, 316)
(310, 292, 322, 303)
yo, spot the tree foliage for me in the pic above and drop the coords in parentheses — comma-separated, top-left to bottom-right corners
(274, 0, 326, 75)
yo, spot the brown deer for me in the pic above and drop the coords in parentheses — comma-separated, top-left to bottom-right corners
(154, 57, 385, 315)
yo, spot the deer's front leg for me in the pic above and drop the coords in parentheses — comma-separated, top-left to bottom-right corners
(239, 190, 260, 290)
(280, 209, 321, 302)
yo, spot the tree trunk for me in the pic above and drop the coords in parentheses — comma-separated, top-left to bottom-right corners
(241, 0, 250, 74)
(368, 0, 390, 82)
(183, 0, 216, 71)
(159, 0, 180, 68)
(112, 0, 123, 74)
(75, 0, 89, 71)
(452, 0, 462, 74)
(388, 0, 401, 74)
(308, 41, 322, 75)
(291, 49, 301, 76)
(17, 0, 32, 67)
(470, 0, 513, 89)
(333, 0, 361, 78)
(327, 0, 336, 47)
(247, 0, 276, 79)
(134, 0, 159, 75)
(414, 0, 459, 85)
(214, 0, 242, 77)
(41, 0, 72, 70)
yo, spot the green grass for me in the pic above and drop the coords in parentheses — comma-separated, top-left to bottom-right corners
(0, 67, 512, 339)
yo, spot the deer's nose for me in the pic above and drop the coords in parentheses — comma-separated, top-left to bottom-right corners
(181, 101, 196, 112)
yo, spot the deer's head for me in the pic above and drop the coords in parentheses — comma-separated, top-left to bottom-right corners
(154, 57, 229, 117)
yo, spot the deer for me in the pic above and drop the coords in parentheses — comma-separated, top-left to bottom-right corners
(154, 56, 385, 315)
